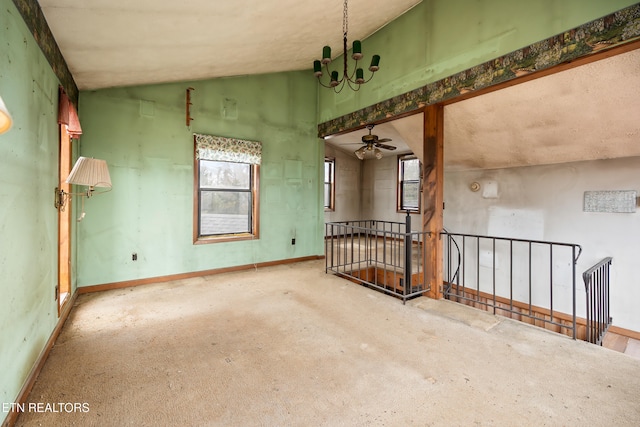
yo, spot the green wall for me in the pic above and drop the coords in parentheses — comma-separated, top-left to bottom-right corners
(77, 72, 322, 287)
(317, 0, 639, 123)
(0, 0, 67, 419)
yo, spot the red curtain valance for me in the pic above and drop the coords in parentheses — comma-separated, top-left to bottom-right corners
(57, 87, 82, 138)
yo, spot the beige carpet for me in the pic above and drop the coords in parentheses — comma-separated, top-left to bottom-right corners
(16, 260, 640, 426)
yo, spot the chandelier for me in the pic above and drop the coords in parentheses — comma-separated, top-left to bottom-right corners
(313, 0, 380, 93)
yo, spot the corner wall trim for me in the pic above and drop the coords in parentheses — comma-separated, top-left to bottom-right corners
(78, 255, 325, 294)
(2, 291, 78, 427)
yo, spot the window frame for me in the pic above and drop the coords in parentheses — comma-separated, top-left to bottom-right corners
(397, 154, 421, 214)
(324, 157, 335, 212)
(193, 159, 260, 244)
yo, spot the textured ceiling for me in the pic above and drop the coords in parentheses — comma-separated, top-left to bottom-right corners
(39, 0, 422, 90)
(444, 47, 640, 171)
(323, 116, 417, 158)
(326, 48, 640, 170)
(37, 1, 640, 170)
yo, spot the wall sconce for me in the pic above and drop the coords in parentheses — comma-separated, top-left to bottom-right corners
(0, 95, 13, 134)
(55, 156, 112, 221)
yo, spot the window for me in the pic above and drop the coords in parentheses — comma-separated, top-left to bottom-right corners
(324, 157, 335, 211)
(397, 154, 421, 213)
(193, 134, 261, 243)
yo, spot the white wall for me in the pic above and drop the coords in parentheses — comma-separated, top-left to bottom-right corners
(324, 150, 423, 235)
(362, 155, 422, 232)
(444, 156, 640, 331)
(324, 145, 362, 225)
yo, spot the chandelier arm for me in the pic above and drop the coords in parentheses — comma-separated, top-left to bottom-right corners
(345, 79, 362, 91)
(322, 61, 344, 87)
(333, 79, 347, 94)
(316, 77, 334, 89)
(321, 59, 349, 93)
(361, 71, 377, 84)
(316, 63, 335, 88)
(323, 61, 333, 77)
(344, 57, 360, 82)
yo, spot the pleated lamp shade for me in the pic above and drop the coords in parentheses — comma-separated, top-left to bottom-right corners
(66, 157, 112, 188)
(0, 95, 13, 134)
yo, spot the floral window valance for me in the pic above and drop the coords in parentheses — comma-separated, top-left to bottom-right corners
(194, 133, 262, 165)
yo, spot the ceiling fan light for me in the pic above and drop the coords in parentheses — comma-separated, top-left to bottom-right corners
(374, 148, 383, 159)
(355, 147, 365, 160)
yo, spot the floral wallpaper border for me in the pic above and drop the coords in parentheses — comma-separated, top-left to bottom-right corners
(318, 3, 640, 138)
(11, 0, 79, 107)
(194, 133, 262, 165)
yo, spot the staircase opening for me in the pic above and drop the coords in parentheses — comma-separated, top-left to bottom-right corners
(325, 214, 430, 303)
(443, 231, 613, 344)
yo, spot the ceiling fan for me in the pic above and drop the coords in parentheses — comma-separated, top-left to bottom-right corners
(354, 124, 396, 160)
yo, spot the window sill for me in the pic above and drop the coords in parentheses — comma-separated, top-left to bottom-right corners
(194, 233, 258, 245)
(397, 209, 420, 214)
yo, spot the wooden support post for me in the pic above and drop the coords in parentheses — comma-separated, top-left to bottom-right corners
(423, 104, 444, 299)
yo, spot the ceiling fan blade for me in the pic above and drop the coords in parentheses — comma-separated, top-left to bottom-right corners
(376, 138, 392, 143)
(376, 143, 397, 150)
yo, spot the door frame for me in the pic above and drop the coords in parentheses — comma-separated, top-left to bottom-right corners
(57, 124, 72, 315)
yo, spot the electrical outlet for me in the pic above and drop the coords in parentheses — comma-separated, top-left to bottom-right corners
(132, 253, 137, 261)
(291, 238, 296, 245)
